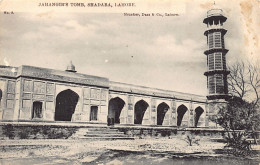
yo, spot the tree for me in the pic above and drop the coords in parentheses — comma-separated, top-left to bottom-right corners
(213, 61, 260, 156)
(228, 61, 260, 105)
(214, 97, 260, 156)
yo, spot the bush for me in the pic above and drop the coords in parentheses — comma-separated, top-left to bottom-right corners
(1, 125, 77, 139)
(184, 133, 200, 146)
(2, 124, 15, 139)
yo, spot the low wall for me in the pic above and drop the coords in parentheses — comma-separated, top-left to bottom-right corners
(0, 124, 78, 140)
(0, 122, 229, 140)
(117, 127, 225, 139)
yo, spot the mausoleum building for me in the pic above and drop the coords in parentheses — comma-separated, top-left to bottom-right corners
(0, 6, 229, 128)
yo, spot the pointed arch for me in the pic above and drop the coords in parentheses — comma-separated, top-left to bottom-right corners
(157, 102, 170, 125)
(134, 99, 149, 124)
(108, 97, 125, 124)
(177, 104, 188, 126)
(194, 106, 204, 127)
(55, 89, 79, 121)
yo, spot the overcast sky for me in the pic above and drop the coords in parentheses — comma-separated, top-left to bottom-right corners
(0, 0, 259, 96)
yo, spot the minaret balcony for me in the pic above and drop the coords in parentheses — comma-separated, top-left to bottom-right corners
(204, 48, 228, 55)
(204, 70, 230, 76)
(204, 28, 227, 36)
(207, 94, 231, 100)
(203, 15, 227, 24)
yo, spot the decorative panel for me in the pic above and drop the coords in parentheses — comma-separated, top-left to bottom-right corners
(7, 94, 15, 99)
(19, 109, 31, 120)
(214, 32, 221, 48)
(128, 95, 133, 111)
(22, 100, 31, 108)
(100, 101, 106, 106)
(45, 110, 54, 121)
(208, 75, 215, 94)
(128, 95, 134, 104)
(216, 74, 224, 94)
(33, 81, 45, 94)
(83, 104, 89, 112)
(90, 88, 97, 99)
(33, 94, 45, 100)
(100, 106, 107, 113)
(215, 53, 222, 70)
(6, 100, 14, 108)
(128, 104, 133, 110)
(22, 93, 31, 99)
(208, 53, 214, 70)
(46, 95, 54, 101)
(83, 88, 90, 98)
(7, 81, 15, 93)
(23, 80, 33, 92)
(171, 100, 176, 113)
(96, 89, 100, 100)
(16, 80, 20, 95)
(101, 89, 107, 101)
(90, 100, 100, 105)
(46, 83, 54, 94)
(152, 117, 156, 125)
(151, 98, 156, 112)
(208, 33, 213, 49)
(2, 109, 14, 120)
(128, 115, 133, 123)
(84, 99, 90, 104)
(46, 101, 54, 110)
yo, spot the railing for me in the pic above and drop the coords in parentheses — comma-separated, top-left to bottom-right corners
(207, 25, 223, 30)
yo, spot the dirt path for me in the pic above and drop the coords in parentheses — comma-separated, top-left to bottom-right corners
(0, 137, 259, 165)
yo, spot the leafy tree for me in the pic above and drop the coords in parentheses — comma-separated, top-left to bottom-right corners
(214, 97, 260, 155)
(213, 61, 260, 156)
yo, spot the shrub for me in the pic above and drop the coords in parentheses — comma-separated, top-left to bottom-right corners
(2, 124, 15, 139)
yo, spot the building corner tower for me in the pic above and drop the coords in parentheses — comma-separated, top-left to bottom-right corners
(203, 6, 230, 126)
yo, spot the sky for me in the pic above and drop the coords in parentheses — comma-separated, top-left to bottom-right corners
(0, 0, 259, 96)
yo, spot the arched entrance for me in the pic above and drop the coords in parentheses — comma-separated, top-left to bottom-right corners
(194, 106, 204, 127)
(157, 102, 170, 125)
(108, 97, 125, 124)
(55, 89, 79, 121)
(134, 100, 149, 124)
(177, 104, 188, 126)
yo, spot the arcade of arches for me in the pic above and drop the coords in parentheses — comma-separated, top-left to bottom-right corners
(26, 85, 205, 126)
(107, 97, 205, 126)
(55, 89, 79, 121)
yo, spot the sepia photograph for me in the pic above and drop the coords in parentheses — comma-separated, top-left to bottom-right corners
(0, 0, 259, 164)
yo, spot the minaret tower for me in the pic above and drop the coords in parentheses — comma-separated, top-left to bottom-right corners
(203, 6, 230, 101)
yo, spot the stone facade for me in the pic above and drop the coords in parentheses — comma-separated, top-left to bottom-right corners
(0, 65, 209, 127)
